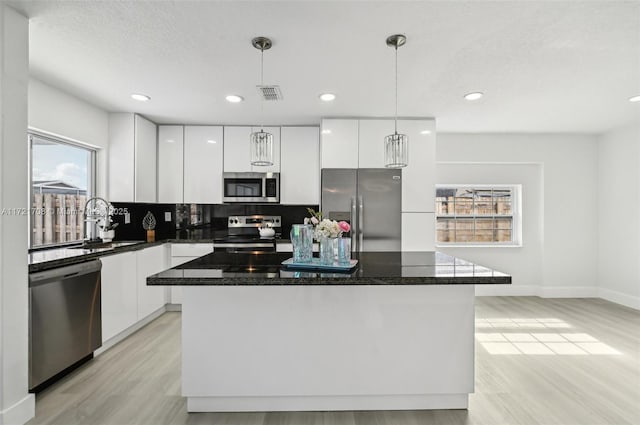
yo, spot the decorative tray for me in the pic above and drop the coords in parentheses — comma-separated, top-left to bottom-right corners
(281, 258, 358, 271)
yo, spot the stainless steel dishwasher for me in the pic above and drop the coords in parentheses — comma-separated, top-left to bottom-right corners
(29, 259, 102, 391)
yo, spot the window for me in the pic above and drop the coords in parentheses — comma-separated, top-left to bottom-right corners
(29, 133, 96, 248)
(436, 185, 521, 246)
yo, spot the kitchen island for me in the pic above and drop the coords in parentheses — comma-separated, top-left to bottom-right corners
(148, 251, 510, 412)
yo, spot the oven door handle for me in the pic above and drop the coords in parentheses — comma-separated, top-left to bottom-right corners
(214, 242, 275, 248)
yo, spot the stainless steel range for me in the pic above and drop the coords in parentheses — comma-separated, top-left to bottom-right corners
(213, 215, 281, 253)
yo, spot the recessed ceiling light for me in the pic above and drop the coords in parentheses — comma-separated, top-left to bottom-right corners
(207, 140, 217, 144)
(226, 95, 244, 103)
(321, 129, 332, 135)
(319, 93, 336, 102)
(166, 139, 175, 143)
(629, 95, 640, 102)
(420, 130, 432, 135)
(464, 92, 483, 101)
(131, 93, 151, 102)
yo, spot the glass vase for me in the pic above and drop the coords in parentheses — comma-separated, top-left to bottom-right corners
(319, 236, 336, 265)
(336, 237, 351, 265)
(290, 224, 313, 263)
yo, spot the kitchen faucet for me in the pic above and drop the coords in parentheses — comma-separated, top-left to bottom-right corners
(83, 197, 113, 242)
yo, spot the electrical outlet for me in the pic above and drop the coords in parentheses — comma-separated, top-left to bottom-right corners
(124, 212, 131, 224)
(165, 211, 172, 222)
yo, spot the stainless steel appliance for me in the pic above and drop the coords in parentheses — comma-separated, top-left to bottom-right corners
(214, 215, 281, 252)
(321, 169, 401, 252)
(222, 172, 280, 203)
(29, 260, 102, 391)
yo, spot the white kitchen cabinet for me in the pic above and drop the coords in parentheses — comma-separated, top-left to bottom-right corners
(184, 126, 224, 203)
(402, 212, 435, 251)
(136, 244, 169, 320)
(223, 126, 252, 172)
(398, 119, 436, 212)
(101, 251, 138, 343)
(320, 119, 359, 168)
(157, 125, 184, 203)
(280, 126, 320, 204)
(358, 119, 394, 168)
(108, 113, 157, 202)
(169, 243, 214, 305)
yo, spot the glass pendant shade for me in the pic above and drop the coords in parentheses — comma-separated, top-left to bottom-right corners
(250, 130, 274, 166)
(384, 132, 408, 168)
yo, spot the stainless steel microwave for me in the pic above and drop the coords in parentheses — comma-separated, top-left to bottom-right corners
(222, 172, 280, 203)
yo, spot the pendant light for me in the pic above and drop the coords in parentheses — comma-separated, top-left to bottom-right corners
(250, 36, 274, 166)
(384, 34, 408, 168)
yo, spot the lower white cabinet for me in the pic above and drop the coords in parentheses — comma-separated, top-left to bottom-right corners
(136, 244, 169, 320)
(101, 244, 169, 344)
(101, 251, 138, 343)
(169, 243, 214, 304)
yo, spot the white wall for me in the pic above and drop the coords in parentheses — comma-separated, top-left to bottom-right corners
(437, 133, 599, 297)
(597, 122, 640, 309)
(28, 78, 109, 197)
(0, 6, 35, 425)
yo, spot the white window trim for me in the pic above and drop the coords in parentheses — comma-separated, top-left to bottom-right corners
(28, 132, 97, 249)
(435, 184, 522, 248)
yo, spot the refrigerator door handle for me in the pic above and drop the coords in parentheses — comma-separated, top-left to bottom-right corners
(350, 197, 357, 252)
(358, 196, 364, 252)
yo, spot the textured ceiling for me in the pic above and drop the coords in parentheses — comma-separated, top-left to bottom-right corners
(9, 0, 640, 133)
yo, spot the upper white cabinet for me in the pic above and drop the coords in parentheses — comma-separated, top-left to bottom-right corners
(320, 119, 358, 168)
(358, 119, 394, 168)
(108, 113, 157, 203)
(223, 126, 252, 172)
(157, 125, 184, 203)
(398, 119, 436, 212)
(184, 126, 224, 204)
(223, 126, 281, 173)
(280, 126, 320, 205)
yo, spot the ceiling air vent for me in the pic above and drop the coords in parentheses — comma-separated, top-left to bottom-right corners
(257, 85, 283, 101)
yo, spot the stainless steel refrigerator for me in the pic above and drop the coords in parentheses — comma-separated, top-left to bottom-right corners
(321, 169, 401, 252)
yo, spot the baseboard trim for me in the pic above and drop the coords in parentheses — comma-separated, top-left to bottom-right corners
(538, 286, 597, 298)
(166, 303, 182, 312)
(0, 393, 35, 425)
(475, 285, 539, 296)
(187, 394, 468, 412)
(597, 288, 640, 310)
(96, 306, 167, 356)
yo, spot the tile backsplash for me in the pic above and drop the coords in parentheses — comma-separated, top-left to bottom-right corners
(111, 203, 318, 241)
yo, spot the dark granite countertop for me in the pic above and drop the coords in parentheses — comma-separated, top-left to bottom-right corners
(28, 238, 215, 273)
(147, 251, 511, 286)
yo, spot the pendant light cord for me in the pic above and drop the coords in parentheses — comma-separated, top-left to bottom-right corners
(260, 47, 264, 131)
(394, 44, 398, 135)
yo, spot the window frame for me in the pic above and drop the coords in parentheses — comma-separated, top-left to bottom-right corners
(435, 184, 522, 248)
(28, 131, 97, 250)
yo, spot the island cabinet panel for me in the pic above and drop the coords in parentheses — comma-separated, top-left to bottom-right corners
(321, 119, 358, 168)
(157, 125, 184, 203)
(136, 244, 168, 320)
(184, 126, 224, 204)
(399, 119, 436, 212)
(101, 251, 138, 343)
(182, 284, 475, 412)
(358, 119, 394, 168)
(108, 113, 157, 203)
(280, 126, 320, 205)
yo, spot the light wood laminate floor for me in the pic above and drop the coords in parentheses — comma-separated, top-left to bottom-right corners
(27, 297, 640, 425)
